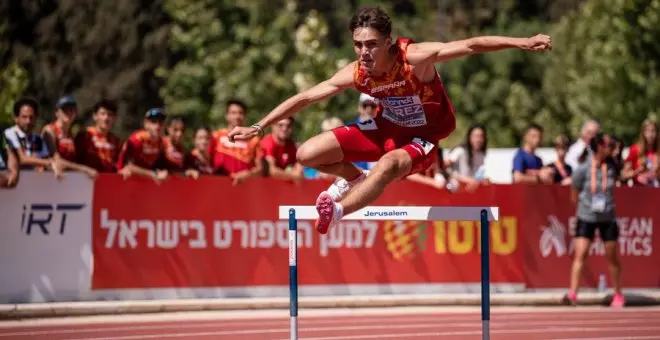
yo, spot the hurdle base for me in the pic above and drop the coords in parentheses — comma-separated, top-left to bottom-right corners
(290, 316, 298, 340)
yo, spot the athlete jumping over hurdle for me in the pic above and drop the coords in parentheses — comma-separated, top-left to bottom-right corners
(229, 7, 552, 234)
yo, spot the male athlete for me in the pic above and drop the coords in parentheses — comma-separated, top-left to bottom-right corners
(229, 7, 552, 234)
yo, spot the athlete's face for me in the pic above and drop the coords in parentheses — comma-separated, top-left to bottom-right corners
(353, 27, 392, 74)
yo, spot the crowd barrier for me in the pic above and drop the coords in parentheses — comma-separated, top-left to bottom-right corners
(0, 172, 657, 303)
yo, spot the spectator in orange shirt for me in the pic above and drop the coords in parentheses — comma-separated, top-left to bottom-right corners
(189, 126, 214, 175)
(261, 117, 303, 183)
(164, 116, 199, 179)
(41, 96, 98, 178)
(117, 108, 169, 183)
(209, 99, 262, 185)
(75, 99, 122, 173)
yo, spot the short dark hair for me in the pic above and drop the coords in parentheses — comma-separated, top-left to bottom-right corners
(525, 123, 544, 134)
(349, 7, 392, 37)
(93, 99, 118, 114)
(168, 115, 186, 127)
(195, 125, 211, 135)
(13, 97, 39, 117)
(227, 99, 247, 113)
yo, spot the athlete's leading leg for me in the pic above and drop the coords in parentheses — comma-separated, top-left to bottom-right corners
(315, 137, 436, 234)
(339, 149, 412, 215)
(315, 149, 412, 234)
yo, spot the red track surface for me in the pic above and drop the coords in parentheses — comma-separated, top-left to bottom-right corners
(1, 307, 660, 340)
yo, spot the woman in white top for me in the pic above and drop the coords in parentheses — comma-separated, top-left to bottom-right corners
(447, 123, 488, 190)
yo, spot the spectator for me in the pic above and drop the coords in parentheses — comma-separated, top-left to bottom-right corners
(356, 93, 378, 123)
(164, 116, 199, 179)
(42, 95, 98, 179)
(189, 126, 214, 175)
(74, 99, 122, 173)
(548, 134, 573, 186)
(351, 94, 378, 172)
(261, 117, 304, 183)
(42, 96, 78, 162)
(623, 118, 659, 187)
(116, 108, 169, 183)
(446, 123, 488, 190)
(512, 123, 553, 184)
(565, 119, 600, 169)
(209, 99, 262, 185)
(565, 132, 624, 307)
(2, 98, 64, 178)
(610, 136, 632, 185)
(0, 146, 19, 188)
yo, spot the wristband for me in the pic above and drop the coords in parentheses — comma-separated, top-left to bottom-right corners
(251, 124, 265, 138)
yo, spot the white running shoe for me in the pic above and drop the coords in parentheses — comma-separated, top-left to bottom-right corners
(326, 172, 367, 201)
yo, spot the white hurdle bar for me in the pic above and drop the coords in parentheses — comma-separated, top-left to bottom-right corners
(279, 205, 500, 340)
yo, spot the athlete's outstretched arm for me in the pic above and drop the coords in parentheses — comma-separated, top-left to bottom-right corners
(406, 34, 552, 65)
(228, 62, 356, 142)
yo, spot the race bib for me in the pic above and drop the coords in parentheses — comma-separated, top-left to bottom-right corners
(412, 137, 435, 155)
(591, 193, 607, 213)
(380, 96, 427, 128)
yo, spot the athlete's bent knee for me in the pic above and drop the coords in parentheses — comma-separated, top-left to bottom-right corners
(296, 143, 317, 167)
(372, 152, 410, 180)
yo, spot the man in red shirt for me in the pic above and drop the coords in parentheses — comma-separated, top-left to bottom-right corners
(164, 116, 199, 179)
(209, 99, 262, 185)
(261, 117, 303, 183)
(40, 95, 98, 179)
(75, 99, 122, 173)
(229, 7, 552, 233)
(117, 108, 169, 183)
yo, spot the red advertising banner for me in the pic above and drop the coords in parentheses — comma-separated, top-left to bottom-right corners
(92, 175, 524, 289)
(523, 185, 660, 288)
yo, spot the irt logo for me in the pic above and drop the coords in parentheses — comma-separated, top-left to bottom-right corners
(21, 204, 86, 235)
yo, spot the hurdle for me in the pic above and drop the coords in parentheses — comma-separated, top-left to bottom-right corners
(279, 205, 500, 340)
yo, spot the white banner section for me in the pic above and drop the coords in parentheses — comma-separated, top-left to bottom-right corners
(0, 172, 93, 303)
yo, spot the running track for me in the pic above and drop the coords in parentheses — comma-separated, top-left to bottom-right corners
(1, 306, 659, 340)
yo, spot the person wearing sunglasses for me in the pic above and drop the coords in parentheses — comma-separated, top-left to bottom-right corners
(116, 108, 169, 184)
(565, 132, 625, 307)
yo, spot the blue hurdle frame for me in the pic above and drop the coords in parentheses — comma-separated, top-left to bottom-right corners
(287, 208, 491, 340)
(289, 209, 299, 340)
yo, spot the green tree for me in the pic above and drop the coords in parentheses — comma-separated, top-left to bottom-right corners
(160, 0, 444, 140)
(542, 0, 660, 144)
(441, 14, 553, 147)
(0, 0, 173, 138)
(0, 24, 29, 129)
(160, 0, 359, 140)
